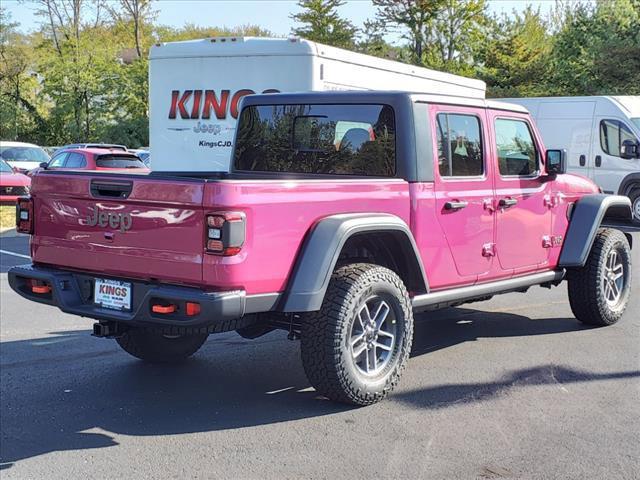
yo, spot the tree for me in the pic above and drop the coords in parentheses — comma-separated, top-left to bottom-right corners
(291, 0, 358, 48)
(373, 0, 445, 64)
(0, 9, 49, 141)
(424, 0, 488, 75)
(107, 0, 156, 59)
(477, 7, 553, 97)
(356, 18, 401, 59)
(549, 0, 640, 95)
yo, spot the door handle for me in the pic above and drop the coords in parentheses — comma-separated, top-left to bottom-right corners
(595, 155, 602, 167)
(444, 200, 468, 211)
(499, 198, 518, 208)
(579, 154, 586, 167)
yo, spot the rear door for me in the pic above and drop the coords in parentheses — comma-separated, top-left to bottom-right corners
(431, 104, 495, 284)
(489, 113, 552, 274)
(31, 173, 206, 286)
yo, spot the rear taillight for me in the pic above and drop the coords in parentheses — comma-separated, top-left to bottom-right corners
(16, 197, 34, 234)
(205, 212, 245, 256)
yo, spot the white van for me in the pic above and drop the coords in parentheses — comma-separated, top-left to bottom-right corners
(501, 96, 640, 219)
(149, 37, 486, 172)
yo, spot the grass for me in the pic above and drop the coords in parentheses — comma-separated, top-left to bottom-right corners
(0, 205, 16, 230)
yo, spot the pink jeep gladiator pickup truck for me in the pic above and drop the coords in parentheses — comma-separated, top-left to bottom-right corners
(9, 92, 634, 406)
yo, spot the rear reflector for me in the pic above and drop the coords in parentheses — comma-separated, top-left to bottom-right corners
(32, 285, 51, 294)
(186, 302, 201, 316)
(152, 304, 176, 314)
(29, 279, 51, 294)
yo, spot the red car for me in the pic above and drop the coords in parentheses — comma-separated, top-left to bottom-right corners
(0, 159, 30, 204)
(39, 148, 149, 173)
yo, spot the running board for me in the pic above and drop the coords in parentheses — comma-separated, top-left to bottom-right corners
(412, 270, 565, 311)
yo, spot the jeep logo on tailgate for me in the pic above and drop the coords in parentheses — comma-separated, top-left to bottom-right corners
(86, 207, 132, 232)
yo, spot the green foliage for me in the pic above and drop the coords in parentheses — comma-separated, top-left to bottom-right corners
(478, 6, 553, 97)
(548, 0, 640, 95)
(423, 0, 488, 76)
(373, 0, 447, 64)
(291, 0, 358, 48)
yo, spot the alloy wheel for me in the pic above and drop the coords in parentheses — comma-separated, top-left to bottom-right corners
(349, 296, 398, 376)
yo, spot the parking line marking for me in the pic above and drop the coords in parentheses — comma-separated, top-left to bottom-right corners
(0, 249, 31, 260)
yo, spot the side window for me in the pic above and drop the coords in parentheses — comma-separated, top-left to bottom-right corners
(495, 118, 538, 177)
(600, 120, 636, 157)
(48, 153, 67, 168)
(436, 113, 483, 177)
(64, 152, 87, 168)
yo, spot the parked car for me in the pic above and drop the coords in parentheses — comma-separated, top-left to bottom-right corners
(0, 158, 30, 204)
(0, 141, 50, 172)
(9, 91, 634, 406)
(55, 143, 128, 152)
(36, 148, 149, 174)
(501, 96, 640, 220)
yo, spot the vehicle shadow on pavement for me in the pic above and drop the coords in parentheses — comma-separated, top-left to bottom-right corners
(393, 365, 640, 410)
(0, 308, 634, 469)
(410, 306, 592, 357)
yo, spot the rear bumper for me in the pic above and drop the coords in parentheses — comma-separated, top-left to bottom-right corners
(8, 264, 280, 332)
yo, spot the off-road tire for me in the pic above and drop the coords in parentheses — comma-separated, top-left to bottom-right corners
(300, 263, 414, 406)
(568, 228, 632, 326)
(116, 328, 208, 363)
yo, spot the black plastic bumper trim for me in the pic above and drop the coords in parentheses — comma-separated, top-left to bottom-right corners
(8, 264, 280, 329)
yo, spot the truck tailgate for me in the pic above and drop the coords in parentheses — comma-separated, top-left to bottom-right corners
(31, 173, 205, 286)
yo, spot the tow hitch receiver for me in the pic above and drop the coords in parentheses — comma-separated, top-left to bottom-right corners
(92, 322, 125, 338)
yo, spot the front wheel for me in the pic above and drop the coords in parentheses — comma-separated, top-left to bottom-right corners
(116, 328, 208, 363)
(300, 263, 414, 406)
(568, 228, 632, 326)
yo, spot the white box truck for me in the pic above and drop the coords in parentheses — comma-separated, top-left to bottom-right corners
(149, 37, 486, 172)
(502, 96, 640, 219)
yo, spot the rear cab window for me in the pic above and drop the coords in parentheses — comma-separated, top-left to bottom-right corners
(96, 155, 146, 168)
(233, 104, 396, 176)
(494, 118, 539, 177)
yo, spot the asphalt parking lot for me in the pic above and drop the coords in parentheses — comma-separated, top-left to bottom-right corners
(1, 233, 638, 479)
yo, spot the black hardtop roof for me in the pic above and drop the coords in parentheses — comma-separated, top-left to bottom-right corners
(241, 90, 414, 106)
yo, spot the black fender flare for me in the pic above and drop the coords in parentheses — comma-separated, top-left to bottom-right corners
(282, 213, 428, 312)
(559, 194, 632, 268)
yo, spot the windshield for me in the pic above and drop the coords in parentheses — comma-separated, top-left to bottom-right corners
(0, 146, 49, 163)
(0, 159, 14, 173)
(631, 118, 640, 130)
(96, 155, 146, 168)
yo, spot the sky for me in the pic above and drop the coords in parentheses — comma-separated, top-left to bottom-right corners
(4, 0, 556, 37)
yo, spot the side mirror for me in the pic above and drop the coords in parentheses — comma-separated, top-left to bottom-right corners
(545, 149, 567, 175)
(39, 162, 48, 169)
(620, 139, 640, 159)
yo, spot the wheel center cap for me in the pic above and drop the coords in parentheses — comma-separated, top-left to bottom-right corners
(365, 327, 376, 341)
